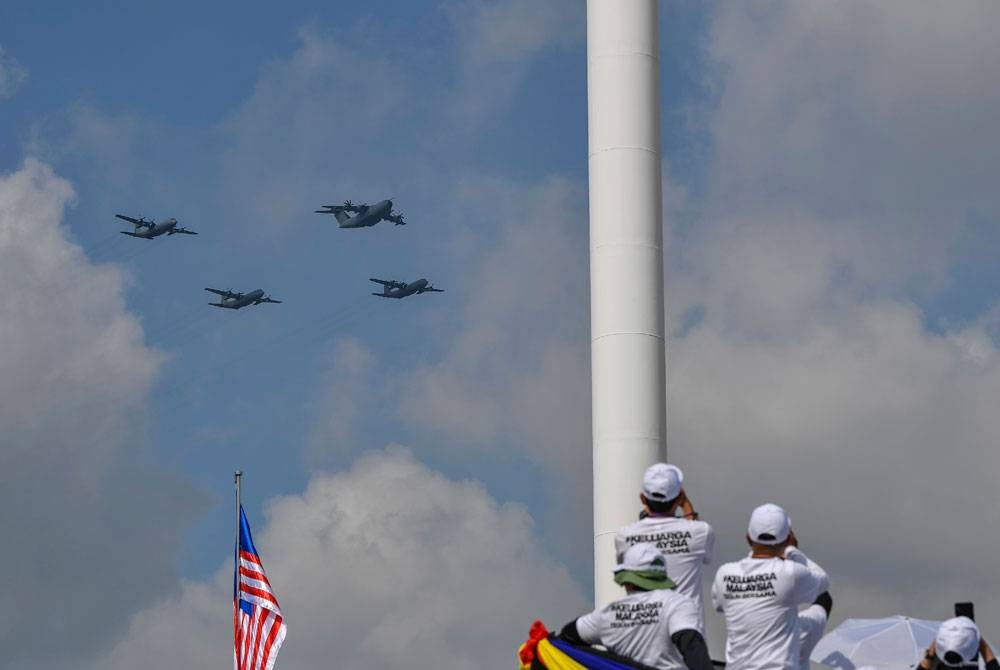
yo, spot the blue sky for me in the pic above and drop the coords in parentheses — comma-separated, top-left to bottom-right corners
(3, 2, 1000, 668)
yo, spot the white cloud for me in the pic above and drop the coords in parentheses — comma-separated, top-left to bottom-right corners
(662, 1, 1000, 651)
(0, 46, 27, 99)
(307, 338, 377, 462)
(694, 1, 1000, 311)
(0, 159, 204, 669)
(97, 448, 587, 670)
(218, 27, 411, 229)
(445, 0, 583, 129)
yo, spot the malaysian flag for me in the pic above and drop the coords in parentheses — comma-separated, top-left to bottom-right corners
(235, 506, 286, 670)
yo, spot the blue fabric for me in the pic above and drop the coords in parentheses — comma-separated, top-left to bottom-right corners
(235, 505, 261, 614)
(548, 638, 648, 670)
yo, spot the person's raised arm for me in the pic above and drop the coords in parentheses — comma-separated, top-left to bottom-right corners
(784, 539, 829, 603)
(982, 638, 999, 670)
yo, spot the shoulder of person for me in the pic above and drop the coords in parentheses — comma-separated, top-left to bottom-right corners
(691, 519, 713, 534)
(714, 559, 742, 578)
(616, 517, 651, 535)
(780, 558, 812, 578)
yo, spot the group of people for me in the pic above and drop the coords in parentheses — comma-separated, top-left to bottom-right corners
(556, 463, 997, 670)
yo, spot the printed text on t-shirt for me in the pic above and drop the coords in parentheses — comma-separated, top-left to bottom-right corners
(721, 573, 777, 599)
(624, 530, 693, 554)
(609, 601, 661, 629)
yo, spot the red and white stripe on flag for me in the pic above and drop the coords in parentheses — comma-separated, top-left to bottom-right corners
(235, 549, 286, 670)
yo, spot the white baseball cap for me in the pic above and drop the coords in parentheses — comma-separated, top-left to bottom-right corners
(642, 463, 684, 503)
(613, 543, 676, 591)
(748, 503, 792, 545)
(936, 616, 980, 667)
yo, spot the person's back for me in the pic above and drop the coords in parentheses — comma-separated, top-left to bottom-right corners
(576, 588, 700, 669)
(616, 515, 714, 625)
(712, 504, 828, 670)
(559, 543, 714, 670)
(615, 463, 715, 627)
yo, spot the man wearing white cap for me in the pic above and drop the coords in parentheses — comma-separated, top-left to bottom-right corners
(559, 544, 715, 670)
(615, 463, 715, 628)
(918, 617, 998, 670)
(712, 503, 830, 670)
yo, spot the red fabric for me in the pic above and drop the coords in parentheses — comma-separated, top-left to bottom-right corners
(519, 620, 551, 664)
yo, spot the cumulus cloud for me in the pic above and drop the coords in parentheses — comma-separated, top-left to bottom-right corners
(445, 0, 583, 129)
(219, 27, 412, 229)
(97, 448, 586, 670)
(307, 337, 378, 463)
(0, 159, 204, 669)
(660, 1, 1000, 651)
(0, 46, 27, 99)
(686, 0, 1000, 322)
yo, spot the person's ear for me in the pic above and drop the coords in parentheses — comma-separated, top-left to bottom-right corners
(746, 534, 753, 547)
(639, 493, 647, 506)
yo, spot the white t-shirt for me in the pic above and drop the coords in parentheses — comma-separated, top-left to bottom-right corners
(711, 547, 828, 670)
(576, 589, 702, 670)
(615, 517, 715, 626)
(797, 604, 828, 670)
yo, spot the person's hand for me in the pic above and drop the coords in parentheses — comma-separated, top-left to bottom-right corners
(918, 641, 936, 669)
(678, 489, 698, 519)
(981, 638, 996, 663)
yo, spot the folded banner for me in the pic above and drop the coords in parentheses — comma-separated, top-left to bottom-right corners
(518, 621, 658, 670)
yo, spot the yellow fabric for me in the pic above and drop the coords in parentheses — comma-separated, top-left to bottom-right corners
(536, 639, 589, 670)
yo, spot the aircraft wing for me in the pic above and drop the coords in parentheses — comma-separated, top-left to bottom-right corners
(255, 296, 282, 304)
(168, 227, 198, 235)
(369, 278, 406, 289)
(385, 213, 406, 226)
(204, 287, 239, 299)
(115, 213, 153, 228)
(422, 287, 445, 293)
(315, 205, 346, 214)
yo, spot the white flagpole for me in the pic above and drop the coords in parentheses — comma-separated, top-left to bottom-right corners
(234, 470, 242, 670)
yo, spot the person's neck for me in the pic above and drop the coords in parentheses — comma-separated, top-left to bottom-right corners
(750, 547, 785, 559)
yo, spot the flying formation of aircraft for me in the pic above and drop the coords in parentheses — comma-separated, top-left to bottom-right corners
(314, 199, 407, 228)
(369, 277, 445, 299)
(115, 214, 198, 238)
(205, 288, 283, 309)
(112, 196, 443, 311)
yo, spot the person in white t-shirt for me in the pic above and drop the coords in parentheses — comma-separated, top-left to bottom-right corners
(559, 543, 714, 670)
(712, 503, 830, 670)
(615, 463, 715, 629)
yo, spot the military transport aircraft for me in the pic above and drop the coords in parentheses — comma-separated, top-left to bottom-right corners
(369, 277, 444, 299)
(115, 214, 197, 238)
(314, 199, 406, 228)
(205, 288, 282, 309)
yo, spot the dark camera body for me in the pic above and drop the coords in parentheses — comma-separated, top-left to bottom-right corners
(955, 602, 975, 621)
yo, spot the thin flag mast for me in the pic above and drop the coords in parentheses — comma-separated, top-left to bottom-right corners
(234, 469, 242, 669)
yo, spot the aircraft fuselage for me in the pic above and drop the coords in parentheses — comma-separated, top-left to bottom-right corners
(124, 218, 180, 238)
(378, 278, 429, 299)
(215, 289, 265, 309)
(339, 199, 393, 228)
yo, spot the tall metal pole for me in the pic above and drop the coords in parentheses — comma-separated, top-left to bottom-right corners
(588, 0, 667, 607)
(234, 470, 243, 668)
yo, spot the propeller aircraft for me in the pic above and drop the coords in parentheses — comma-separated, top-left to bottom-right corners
(115, 214, 197, 238)
(205, 288, 282, 309)
(369, 277, 444, 299)
(314, 199, 406, 228)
